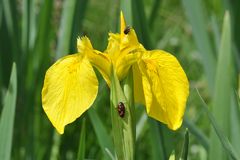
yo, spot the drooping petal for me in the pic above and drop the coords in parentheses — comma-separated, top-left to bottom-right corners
(42, 54, 98, 134)
(139, 50, 189, 130)
(77, 36, 111, 85)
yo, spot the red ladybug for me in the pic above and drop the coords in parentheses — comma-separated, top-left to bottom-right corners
(117, 102, 125, 118)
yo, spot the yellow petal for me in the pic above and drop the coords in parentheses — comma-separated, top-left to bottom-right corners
(42, 54, 98, 134)
(119, 12, 143, 53)
(77, 36, 111, 85)
(133, 64, 145, 105)
(116, 52, 141, 80)
(120, 11, 126, 39)
(105, 33, 120, 64)
(139, 50, 189, 130)
(105, 33, 142, 81)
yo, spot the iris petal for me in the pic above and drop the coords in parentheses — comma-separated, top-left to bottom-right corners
(77, 36, 111, 85)
(138, 50, 189, 130)
(42, 54, 98, 134)
(132, 64, 145, 105)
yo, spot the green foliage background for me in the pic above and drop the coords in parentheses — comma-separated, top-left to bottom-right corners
(0, 0, 240, 159)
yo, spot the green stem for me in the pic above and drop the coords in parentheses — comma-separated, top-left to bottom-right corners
(122, 68, 136, 143)
(110, 67, 135, 160)
(77, 118, 86, 160)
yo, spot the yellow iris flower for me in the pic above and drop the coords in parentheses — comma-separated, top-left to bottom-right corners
(42, 12, 189, 134)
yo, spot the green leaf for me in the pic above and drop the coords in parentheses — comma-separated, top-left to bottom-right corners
(230, 92, 240, 155)
(122, 68, 135, 141)
(21, 0, 30, 55)
(183, 118, 209, 150)
(148, 120, 166, 160)
(70, 0, 89, 52)
(0, 62, 17, 160)
(2, 0, 19, 61)
(2, 0, 14, 38)
(168, 152, 175, 160)
(110, 67, 135, 160)
(196, 89, 240, 160)
(49, 131, 61, 160)
(182, 0, 216, 92)
(77, 118, 86, 160)
(120, 0, 132, 26)
(210, 11, 234, 160)
(136, 111, 147, 140)
(131, 0, 153, 49)
(56, 0, 78, 59)
(0, 0, 2, 27)
(149, 0, 161, 27)
(25, 0, 53, 90)
(88, 108, 114, 160)
(28, 0, 38, 50)
(180, 129, 189, 160)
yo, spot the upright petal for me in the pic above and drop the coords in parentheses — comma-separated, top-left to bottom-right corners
(42, 54, 98, 134)
(77, 36, 111, 85)
(105, 33, 121, 64)
(105, 33, 142, 81)
(120, 11, 126, 39)
(116, 52, 141, 80)
(139, 50, 189, 130)
(133, 64, 145, 105)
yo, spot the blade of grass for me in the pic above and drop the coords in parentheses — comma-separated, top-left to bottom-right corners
(2, 0, 19, 62)
(120, 0, 132, 25)
(183, 118, 209, 150)
(148, 120, 166, 160)
(70, 0, 89, 52)
(49, 131, 61, 160)
(180, 129, 189, 160)
(25, 0, 53, 90)
(88, 108, 114, 160)
(77, 118, 86, 160)
(149, 0, 161, 27)
(211, 15, 221, 54)
(56, 0, 78, 59)
(86, 80, 113, 159)
(168, 152, 175, 160)
(196, 89, 240, 160)
(25, 0, 54, 158)
(0, 0, 2, 27)
(21, 0, 30, 55)
(20, 0, 31, 82)
(182, 0, 216, 93)
(210, 11, 233, 160)
(136, 111, 147, 140)
(2, 0, 14, 39)
(29, 0, 38, 50)
(0, 63, 17, 160)
(229, 0, 240, 53)
(230, 92, 240, 153)
(131, 0, 153, 49)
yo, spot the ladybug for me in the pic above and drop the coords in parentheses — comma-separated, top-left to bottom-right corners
(117, 102, 125, 118)
(124, 26, 131, 35)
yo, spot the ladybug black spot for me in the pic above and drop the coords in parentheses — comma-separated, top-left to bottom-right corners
(117, 102, 125, 118)
(124, 26, 131, 35)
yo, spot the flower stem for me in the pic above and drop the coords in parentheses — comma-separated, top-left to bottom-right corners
(110, 67, 135, 160)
